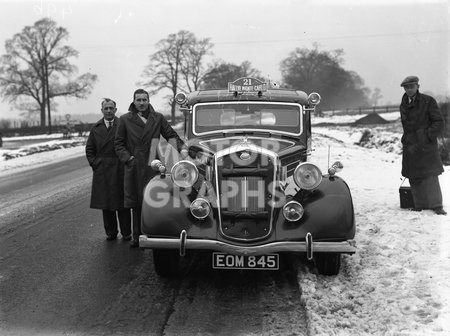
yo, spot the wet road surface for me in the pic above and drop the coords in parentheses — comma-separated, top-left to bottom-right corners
(0, 154, 308, 335)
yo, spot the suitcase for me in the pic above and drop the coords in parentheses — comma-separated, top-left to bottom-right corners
(399, 186, 415, 209)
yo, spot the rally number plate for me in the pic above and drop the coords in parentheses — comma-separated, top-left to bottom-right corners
(212, 253, 279, 270)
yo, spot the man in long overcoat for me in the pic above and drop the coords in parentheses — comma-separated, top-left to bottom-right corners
(86, 98, 132, 240)
(115, 89, 186, 247)
(400, 76, 446, 215)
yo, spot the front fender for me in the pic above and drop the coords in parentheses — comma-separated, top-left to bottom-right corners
(141, 176, 217, 238)
(276, 175, 355, 241)
(142, 175, 355, 244)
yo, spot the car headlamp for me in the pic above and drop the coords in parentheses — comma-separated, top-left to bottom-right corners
(293, 162, 322, 190)
(171, 160, 198, 188)
(282, 201, 304, 222)
(190, 198, 211, 219)
(308, 92, 321, 105)
(174, 92, 188, 105)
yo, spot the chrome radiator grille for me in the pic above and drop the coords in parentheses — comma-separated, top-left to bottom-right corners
(221, 176, 265, 212)
(215, 148, 276, 241)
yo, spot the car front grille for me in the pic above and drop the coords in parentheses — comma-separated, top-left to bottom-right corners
(222, 176, 265, 212)
(216, 149, 275, 241)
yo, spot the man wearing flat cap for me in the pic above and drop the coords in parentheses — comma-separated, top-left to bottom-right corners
(399, 75, 446, 215)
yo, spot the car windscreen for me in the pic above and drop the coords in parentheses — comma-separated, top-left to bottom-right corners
(193, 102, 302, 136)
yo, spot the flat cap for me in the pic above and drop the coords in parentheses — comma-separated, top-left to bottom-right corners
(400, 75, 419, 87)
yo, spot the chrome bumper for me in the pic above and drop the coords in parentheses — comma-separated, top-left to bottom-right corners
(139, 230, 356, 257)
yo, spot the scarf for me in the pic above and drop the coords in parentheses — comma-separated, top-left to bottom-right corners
(128, 102, 156, 119)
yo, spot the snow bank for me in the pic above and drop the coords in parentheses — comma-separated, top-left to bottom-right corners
(1, 137, 86, 160)
(2, 133, 65, 141)
(0, 138, 86, 176)
(314, 126, 403, 155)
(312, 111, 400, 125)
(303, 134, 450, 336)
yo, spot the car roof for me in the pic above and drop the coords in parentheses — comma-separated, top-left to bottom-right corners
(186, 89, 309, 105)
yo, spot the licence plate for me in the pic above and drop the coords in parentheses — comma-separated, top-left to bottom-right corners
(212, 253, 279, 270)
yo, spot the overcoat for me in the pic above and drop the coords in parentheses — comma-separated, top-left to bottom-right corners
(114, 104, 185, 208)
(400, 92, 444, 180)
(86, 117, 125, 210)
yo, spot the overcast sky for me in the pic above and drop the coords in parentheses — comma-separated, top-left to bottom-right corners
(0, 0, 448, 121)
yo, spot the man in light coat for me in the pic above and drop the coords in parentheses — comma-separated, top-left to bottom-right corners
(86, 98, 132, 240)
(115, 89, 186, 247)
(400, 76, 446, 215)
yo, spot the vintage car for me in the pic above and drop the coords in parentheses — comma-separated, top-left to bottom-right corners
(139, 77, 356, 276)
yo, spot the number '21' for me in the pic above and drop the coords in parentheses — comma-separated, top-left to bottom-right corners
(243, 78, 252, 85)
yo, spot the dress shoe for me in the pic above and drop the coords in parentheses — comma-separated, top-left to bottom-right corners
(122, 235, 132, 241)
(129, 239, 139, 248)
(411, 208, 422, 212)
(106, 235, 117, 241)
(433, 207, 447, 215)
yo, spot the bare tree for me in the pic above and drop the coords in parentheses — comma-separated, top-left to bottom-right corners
(139, 30, 213, 122)
(202, 60, 262, 89)
(280, 44, 370, 110)
(370, 88, 383, 106)
(180, 37, 213, 92)
(0, 18, 97, 133)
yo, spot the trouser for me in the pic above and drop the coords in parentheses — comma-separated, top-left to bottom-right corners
(410, 175, 443, 210)
(102, 209, 132, 237)
(131, 207, 142, 240)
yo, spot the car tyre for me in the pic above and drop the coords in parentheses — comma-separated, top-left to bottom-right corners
(152, 249, 181, 277)
(313, 253, 341, 275)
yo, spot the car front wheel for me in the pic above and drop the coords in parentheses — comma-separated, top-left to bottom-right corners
(152, 249, 181, 277)
(313, 253, 341, 275)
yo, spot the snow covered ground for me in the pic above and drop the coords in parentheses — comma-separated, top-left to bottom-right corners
(305, 135, 450, 336)
(0, 134, 86, 175)
(1, 116, 449, 335)
(312, 111, 401, 125)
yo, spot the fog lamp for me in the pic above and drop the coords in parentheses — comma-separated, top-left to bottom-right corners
(171, 160, 198, 188)
(150, 159, 166, 174)
(282, 201, 304, 222)
(190, 198, 211, 219)
(293, 162, 322, 190)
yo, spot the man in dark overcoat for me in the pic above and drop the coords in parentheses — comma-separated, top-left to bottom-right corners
(86, 98, 132, 240)
(115, 89, 186, 247)
(400, 76, 446, 215)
